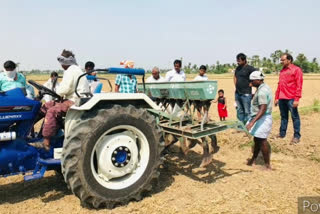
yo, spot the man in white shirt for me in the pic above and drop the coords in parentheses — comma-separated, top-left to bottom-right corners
(165, 59, 186, 82)
(146, 66, 165, 83)
(30, 50, 89, 151)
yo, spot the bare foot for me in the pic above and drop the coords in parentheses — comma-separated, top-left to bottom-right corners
(256, 165, 272, 171)
(264, 165, 272, 171)
(246, 158, 256, 166)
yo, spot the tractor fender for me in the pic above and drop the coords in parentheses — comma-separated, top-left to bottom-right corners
(70, 93, 160, 111)
(65, 93, 160, 137)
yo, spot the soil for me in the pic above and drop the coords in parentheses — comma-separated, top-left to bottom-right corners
(1, 76, 319, 214)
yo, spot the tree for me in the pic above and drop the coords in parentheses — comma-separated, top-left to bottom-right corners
(183, 62, 192, 74)
(251, 55, 261, 68)
(295, 53, 310, 73)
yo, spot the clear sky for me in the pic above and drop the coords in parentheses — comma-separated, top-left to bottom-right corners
(1, 0, 319, 71)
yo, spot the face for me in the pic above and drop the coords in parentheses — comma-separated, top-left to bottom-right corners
(152, 69, 159, 80)
(4, 69, 16, 79)
(237, 58, 246, 66)
(218, 92, 224, 97)
(174, 63, 181, 73)
(250, 79, 261, 87)
(86, 67, 96, 75)
(280, 55, 290, 67)
(199, 69, 206, 76)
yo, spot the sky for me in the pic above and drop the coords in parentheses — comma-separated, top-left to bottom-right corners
(0, 0, 319, 71)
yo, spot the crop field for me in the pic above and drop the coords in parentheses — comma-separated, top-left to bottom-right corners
(0, 73, 320, 214)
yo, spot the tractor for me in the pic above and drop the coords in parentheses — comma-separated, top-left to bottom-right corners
(0, 67, 246, 208)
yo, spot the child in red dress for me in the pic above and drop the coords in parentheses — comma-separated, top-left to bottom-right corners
(213, 89, 228, 121)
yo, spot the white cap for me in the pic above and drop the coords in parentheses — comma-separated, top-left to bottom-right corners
(249, 71, 265, 80)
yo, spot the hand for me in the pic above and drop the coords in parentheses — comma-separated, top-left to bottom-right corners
(246, 121, 255, 131)
(293, 100, 299, 108)
(274, 99, 279, 107)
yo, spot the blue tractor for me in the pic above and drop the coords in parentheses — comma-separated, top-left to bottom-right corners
(0, 67, 243, 209)
(0, 68, 164, 208)
(0, 86, 63, 178)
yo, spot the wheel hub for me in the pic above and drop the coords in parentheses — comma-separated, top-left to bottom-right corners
(95, 131, 139, 181)
(90, 125, 151, 190)
(111, 146, 131, 167)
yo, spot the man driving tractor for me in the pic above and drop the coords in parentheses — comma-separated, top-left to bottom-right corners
(30, 49, 89, 151)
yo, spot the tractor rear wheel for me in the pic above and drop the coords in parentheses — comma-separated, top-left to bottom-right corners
(61, 105, 163, 208)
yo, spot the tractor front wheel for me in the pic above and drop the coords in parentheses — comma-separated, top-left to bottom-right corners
(61, 105, 163, 208)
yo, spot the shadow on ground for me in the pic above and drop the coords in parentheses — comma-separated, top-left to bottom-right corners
(152, 147, 251, 195)
(0, 172, 71, 205)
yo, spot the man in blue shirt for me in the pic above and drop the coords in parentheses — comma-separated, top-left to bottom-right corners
(115, 74, 137, 93)
(0, 60, 26, 91)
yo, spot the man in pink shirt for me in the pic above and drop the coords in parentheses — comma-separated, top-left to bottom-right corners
(274, 53, 303, 144)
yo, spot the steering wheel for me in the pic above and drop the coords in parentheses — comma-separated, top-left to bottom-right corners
(28, 80, 62, 101)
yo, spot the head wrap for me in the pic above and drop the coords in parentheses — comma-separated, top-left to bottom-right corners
(57, 55, 77, 66)
(120, 60, 134, 68)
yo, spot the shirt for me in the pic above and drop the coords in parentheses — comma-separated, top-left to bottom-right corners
(251, 83, 273, 117)
(43, 78, 60, 102)
(0, 72, 26, 91)
(275, 64, 303, 101)
(234, 64, 256, 94)
(146, 75, 165, 83)
(165, 69, 186, 82)
(26, 84, 35, 99)
(115, 74, 137, 93)
(193, 75, 208, 81)
(56, 65, 89, 102)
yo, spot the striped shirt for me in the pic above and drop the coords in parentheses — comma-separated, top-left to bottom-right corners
(115, 74, 137, 93)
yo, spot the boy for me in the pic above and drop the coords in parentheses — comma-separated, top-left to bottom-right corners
(193, 65, 210, 120)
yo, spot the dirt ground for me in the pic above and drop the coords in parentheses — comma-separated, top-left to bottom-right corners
(1, 75, 319, 214)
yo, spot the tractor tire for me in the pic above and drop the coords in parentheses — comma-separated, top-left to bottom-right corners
(61, 105, 163, 208)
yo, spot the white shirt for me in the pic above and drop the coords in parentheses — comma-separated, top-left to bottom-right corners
(146, 75, 165, 83)
(43, 78, 60, 102)
(165, 69, 186, 82)
(193, 75, 208, 81)
(56, 65, 89, 102)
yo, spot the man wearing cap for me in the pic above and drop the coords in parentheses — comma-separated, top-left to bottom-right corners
(274, 53, 303, 144)
(246, 71, 272, 170)
(30, 49, 89, 151)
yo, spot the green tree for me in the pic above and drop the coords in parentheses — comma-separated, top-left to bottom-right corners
(251, 55, 261, 68)
(295, 53, 310, 73)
